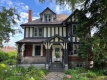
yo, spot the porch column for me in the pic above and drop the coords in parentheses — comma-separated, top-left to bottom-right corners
(65, 43, 68, 63)
(64, 42, 68, 69)
(44, 42, 48, 69)
(46, 48, 48, 69)
(60, 42, 66, 68)
(21, 44, 25, 57)
(44, 42, 50, 69)
(18, 44, 22, 55)
(20, 44, 25, 62)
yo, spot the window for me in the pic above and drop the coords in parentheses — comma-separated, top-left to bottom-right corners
(73, 44, 79, 54)
(35, 46, 41, 55)
(72, 25, 77, 35)
(34, 28, 42, 37)
(44, 14, 52, 22)
(55, 48, 60, 58)
(76, 64, 83, 67)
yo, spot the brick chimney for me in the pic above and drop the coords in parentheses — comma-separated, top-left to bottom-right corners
(28, 9, 32, 22)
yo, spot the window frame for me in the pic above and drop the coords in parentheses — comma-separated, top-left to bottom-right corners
(34, 27, 43, 37)
(35, 45, 41, 56)
(73, 44, 79, 54)
(44, 14, 52, 22)
(69, 44, 80, 55)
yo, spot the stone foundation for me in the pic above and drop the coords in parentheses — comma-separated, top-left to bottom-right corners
(18, 64, 45, 69)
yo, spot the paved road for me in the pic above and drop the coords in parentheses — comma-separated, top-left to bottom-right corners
(45, 72, 64, 80)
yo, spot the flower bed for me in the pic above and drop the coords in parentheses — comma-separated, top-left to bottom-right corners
(64, 68, 107, 80)
(0, 63, 48, 80)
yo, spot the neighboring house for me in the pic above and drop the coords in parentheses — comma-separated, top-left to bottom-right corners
(0, 46, 16, 52)
(16, 7, 84, 70)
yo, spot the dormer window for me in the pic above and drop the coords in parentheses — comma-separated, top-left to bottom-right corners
(44, 14, 52, 22)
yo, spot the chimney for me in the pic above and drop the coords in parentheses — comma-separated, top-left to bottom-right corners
(28, 9, 32, 22)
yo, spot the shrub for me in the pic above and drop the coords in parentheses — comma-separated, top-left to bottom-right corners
(65, 69, 76, 74)
(13, 66, 27, 74)
(28, 65, 45, 77)
(41, 68, 49, 75)
(0, 50, 17, 65)
(7, 51, 17, 59)
(102, 69, 107, 75)
(0, 63, 7, 71)
(86, 70, 96, 78)
(0, 63, 47, 80)
(3, 59, 17, 65)
(0, 50, 9, 61)
(75, 67, 87, 73)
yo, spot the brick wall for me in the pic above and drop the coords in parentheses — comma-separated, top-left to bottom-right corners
(25, 45, 32, 56)
(43, 45, 52, 57)
(68, 56, 84, 62)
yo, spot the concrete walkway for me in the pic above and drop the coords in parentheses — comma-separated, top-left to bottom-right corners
(45, 72, 64, 80)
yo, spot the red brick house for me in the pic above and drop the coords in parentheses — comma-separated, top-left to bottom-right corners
(0, 46, 16, 52)
(16, 7, 84, 71)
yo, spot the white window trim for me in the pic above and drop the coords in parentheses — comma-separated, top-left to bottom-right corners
(68, 44, 80, 56)
(32, 44, 43, 56)
(26, 28, 29, 37)
(34, 27, 43, 37)
(44, 14, 52, 22)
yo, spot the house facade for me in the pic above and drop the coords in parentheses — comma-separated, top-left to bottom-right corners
(16, 7, 84, 70)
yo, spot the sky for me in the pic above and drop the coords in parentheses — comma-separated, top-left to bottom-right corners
(0, 0, 72, 47)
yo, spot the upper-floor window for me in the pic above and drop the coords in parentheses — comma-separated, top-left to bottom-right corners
(72, 25, 77, 35)
(34, 28, 42, 37)
(44, 14, 52, 22)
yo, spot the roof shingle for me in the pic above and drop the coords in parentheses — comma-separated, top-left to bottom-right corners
(16, 39, 47, 43)
(21, 14, 68, 26)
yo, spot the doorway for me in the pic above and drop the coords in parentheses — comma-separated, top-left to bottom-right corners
(52, 45, 62, 62)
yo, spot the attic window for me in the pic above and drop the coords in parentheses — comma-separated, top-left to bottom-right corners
(44, 14, 52, 22)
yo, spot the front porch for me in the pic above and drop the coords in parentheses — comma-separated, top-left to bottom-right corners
(17, 34, 69, 70)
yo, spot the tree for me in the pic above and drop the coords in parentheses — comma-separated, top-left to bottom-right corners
(0, 6, 20, 46)
(76, 0, 107, 68)
(39, 0, 84, 10)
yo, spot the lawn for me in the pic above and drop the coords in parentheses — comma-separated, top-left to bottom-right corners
(64, 68, 107, 80)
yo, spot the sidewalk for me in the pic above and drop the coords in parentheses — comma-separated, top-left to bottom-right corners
(45, 72, 64, 80)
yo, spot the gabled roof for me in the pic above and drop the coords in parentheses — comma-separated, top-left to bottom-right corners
(62, 9, 78, 23)
(20, 14, 68, 27)
(40, 7, 56, 15)
(43, 34, 70, 43)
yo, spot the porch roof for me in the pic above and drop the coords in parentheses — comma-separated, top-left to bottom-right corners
(16, 38, 46, 44)
(43, 34, 70, 43)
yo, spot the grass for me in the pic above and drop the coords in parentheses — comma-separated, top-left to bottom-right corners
(64, 68, 107, 80)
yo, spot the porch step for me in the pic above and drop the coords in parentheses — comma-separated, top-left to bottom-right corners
(49, 62, 64, 72)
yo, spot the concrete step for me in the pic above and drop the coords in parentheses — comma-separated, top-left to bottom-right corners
(49, 62, 64, 72)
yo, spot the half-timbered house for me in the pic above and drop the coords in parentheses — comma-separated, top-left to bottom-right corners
(16, 7, 84, 71)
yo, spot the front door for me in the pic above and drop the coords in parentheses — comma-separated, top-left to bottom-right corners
(52, 45, 62, 62)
